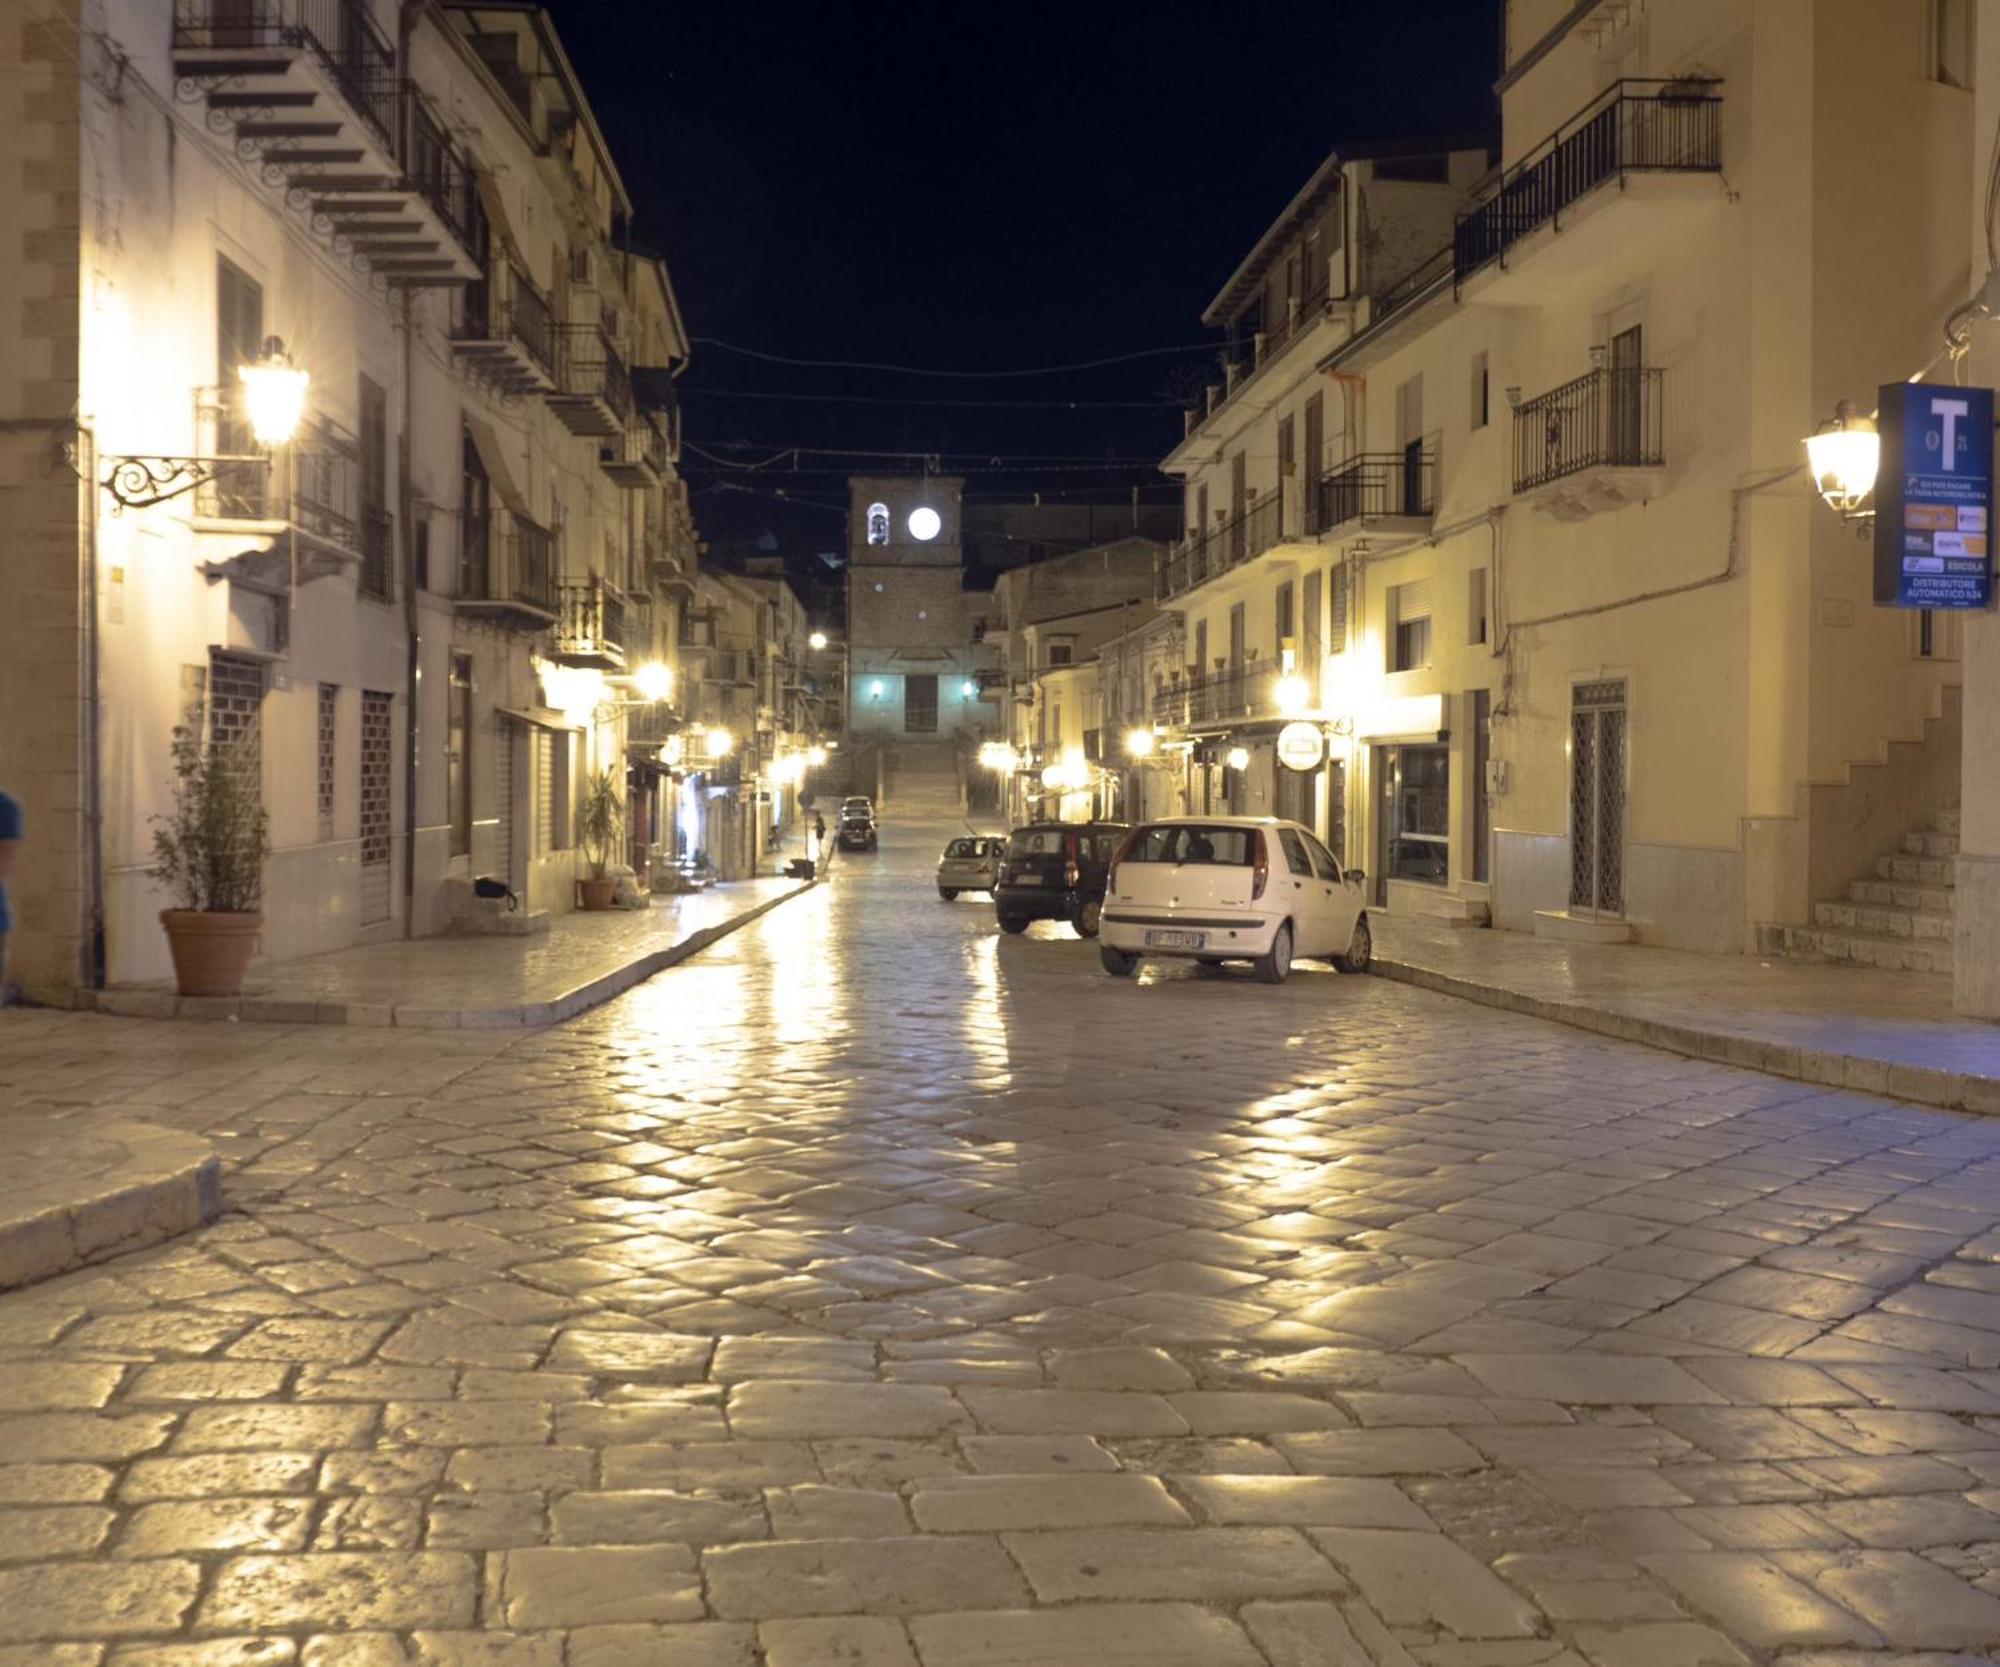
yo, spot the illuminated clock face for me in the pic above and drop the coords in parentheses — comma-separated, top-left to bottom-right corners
(907, 506, 942, 541)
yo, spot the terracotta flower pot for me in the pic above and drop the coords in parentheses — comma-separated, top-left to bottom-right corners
(579, 877, 617, 911)
(160, 909, 262, 998)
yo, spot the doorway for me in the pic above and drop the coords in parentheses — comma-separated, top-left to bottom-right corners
(1569, 679, 1627, 916)
(1375, 743, 1449, 901)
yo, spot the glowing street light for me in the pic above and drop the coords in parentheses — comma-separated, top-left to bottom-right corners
(1226, 746, 1251, 772)
(1276, 674, 1312, 716)
(809, 631, 829, 651)
(238, 336, 311, 446)
(807, 745, 828, 766)
(1805, 400, 1880, 518)
(705, 727, 735, 760)
(631, 661, 673, 702)
(1123, 727, 1155, 759)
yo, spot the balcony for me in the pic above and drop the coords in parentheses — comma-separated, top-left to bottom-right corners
(1454, 78, 1722, 300)
(1157, 496, 1285, 601)
(1512, 365, 1665, 518)
(1152, 663, 1283, 732)
(601, 411, 668, 488)
(191, 398, 363, 585)
(452, 260, 557, 393)
(552, 578, 627, 670)
(548, 325, 632, 437)
(171, 1, 481, 283)
(456, 510, 557, 631)
(1314, 450, 1435, 541)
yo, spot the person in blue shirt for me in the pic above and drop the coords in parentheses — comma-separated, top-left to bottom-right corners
(0, 788, 18, 1004)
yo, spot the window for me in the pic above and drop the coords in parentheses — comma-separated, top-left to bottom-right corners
(1471, 687, 1492, 883)
(1228, 602, 1246, 669)
(215, 257, 266, 517)
(1394, 616, 1431, 672)
(1046, 641, 1073, 667)
(1391, 580, 1432, 671)
(1302, 570, 1323, 673)
(1277, 827, 1312, 876)
(1383, 743, 1449, 884)
(1930, 0, 1971, 87)
(904, 672, 938, 733)
(1470, 351, 1489, 430)
(448, 655, 473, 858)
(865, 502, 891, 545)
(358, 375, 390, 600)
(1469, 567, 1489, 646)
(1122, 823, 1259, 865)
(1275, 581, 1295, 659)
(1301, 830, 1340, 881)
(460, 429, 490, 598)
(317, 683, 338, 842)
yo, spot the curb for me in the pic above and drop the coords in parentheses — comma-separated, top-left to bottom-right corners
(92, 875, 823, 1031)
(1369, 956, 2000, 1119)
(0, 1121, 223, 1292)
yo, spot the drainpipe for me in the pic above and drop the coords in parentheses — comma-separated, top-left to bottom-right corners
(397, 2, 426, 938)
(79, 423, 104, 988)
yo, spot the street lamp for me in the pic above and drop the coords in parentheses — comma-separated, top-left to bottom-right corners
(630, 661, 673, 703)
(1805, 400, 1879, 519)
(705, 727, 735, 760)
(809, 631, 828, 651)
(102, 334, 311, 511)
(1123, 728, 1155, 759)
(1276, 674, 1312, 716)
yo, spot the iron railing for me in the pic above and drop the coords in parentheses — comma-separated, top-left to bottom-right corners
(1512, 366, 1665, 493)
(173, 0, 400, 154)
(1455, 78, 1723, 283)
(459, 510, 555, 615)
(556, 578, 626, 663)
(1158, 495, 1285, 599)
(458, 258, 556, 374)
(1152, 664, 1284, 730)
(358, 504, 392, 599)
(1315, 450, 1435, 533)
(556, 325, 633, 421)
(400, 83, 479, 254)
(610, 412, 669, 477)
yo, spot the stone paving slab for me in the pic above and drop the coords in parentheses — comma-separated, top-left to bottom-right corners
(0, 1116, 220, 1294)
(87, 875, 815, 1028)
(1371, 914, 2000, 1117)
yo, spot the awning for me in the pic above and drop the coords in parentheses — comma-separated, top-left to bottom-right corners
(495, 704, 575, 731)
(464, 414, 534, 521)
(473, 168, 528, 267)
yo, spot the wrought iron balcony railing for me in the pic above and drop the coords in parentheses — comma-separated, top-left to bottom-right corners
(400, 84, 479, 257)
(554, 578, 627, 669)
(1512, 365, 1665, 493)
(1455, 78, 1722, 283)
(458, 510, 556, 623)
(1314, 450, 1435, 534)
(1152, 664, 1284, 730)
(454, 259, 556, 389)
(1158, 495, 1285, 600)
(550, 325, 632, 436)
(173, 0, 400, 153)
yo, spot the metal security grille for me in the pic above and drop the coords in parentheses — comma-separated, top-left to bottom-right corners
(535, 728, 556, 853)
(317, 684, 338, 842)
(360, 690, 393, 924)
(1329, 564, 1347, 653)
(206, 652, 265, 778)
(1327, 760, 1347, 864)
(493, 719, 514, 885)
(1569, 679, 1627, 915)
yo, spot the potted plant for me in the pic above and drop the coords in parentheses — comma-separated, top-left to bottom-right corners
(575, 767, 624, 910)
(151, 706, 270, 997)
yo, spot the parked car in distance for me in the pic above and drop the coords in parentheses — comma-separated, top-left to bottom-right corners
(937, 836, 1005, 899)
(842, 796, 874, 820)
(837, 809, 877, 852)
(1097, 816, 1370, 984)
(993, 820, 1129, 938)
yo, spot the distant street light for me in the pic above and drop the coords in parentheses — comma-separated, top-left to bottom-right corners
(809, 631, 828, 651)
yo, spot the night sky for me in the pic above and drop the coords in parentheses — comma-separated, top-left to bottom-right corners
(543, 1, 1503, 550)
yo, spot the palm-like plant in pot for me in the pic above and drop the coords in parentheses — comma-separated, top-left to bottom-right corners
(575, 767, 624, 910)
(152, 706, 271, 997)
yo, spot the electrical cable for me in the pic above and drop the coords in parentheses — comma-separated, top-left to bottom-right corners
(690, 337, 1216, 379)
(689, 439, 1167, 466)
(679, 386, 1183, 410)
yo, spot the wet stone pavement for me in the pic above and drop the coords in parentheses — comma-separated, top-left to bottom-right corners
(4, 823, 2000, 1663)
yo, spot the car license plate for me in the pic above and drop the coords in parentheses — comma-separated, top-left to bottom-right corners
(1146, 929, 1205, 950)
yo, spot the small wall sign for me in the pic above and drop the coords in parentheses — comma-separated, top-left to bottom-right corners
(1276, 721, 1325, 772)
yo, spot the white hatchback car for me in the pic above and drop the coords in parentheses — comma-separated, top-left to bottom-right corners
(1097, 816, 1371, 984)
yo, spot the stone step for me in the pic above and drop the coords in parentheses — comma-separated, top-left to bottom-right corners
(1901, 829, 1960, 858)
(1876, 853, 1956, 887)
(1813, 899, 1955, 940)
(1847, 877, 1955, 912)
(1778, 924, 1953, 974)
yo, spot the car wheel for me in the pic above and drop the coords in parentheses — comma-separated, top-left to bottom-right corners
(997, 915, 1029, 934)
(938, 888, 958, 901)
(1332, 913, 1373, 974)
(1100, 945, 1138, 977)
(1072, 898, 1103, 939)
(1254, 922, 1293, 985)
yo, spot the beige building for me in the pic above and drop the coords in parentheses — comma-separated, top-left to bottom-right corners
(1161, 0, 1975, 960)
(0, 0, 701, 1000)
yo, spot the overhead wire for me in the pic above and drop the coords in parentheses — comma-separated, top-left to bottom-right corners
(690, 337, 1216, 379)
(679, 386, 1182, 410)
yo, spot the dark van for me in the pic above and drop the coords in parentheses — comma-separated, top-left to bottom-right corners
(993, 820, 1130, 939)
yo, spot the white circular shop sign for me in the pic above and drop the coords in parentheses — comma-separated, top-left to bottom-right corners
(1276, 721, 1325, 772)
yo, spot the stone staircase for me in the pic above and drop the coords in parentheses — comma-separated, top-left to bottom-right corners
(1777, 806, 1959, 974)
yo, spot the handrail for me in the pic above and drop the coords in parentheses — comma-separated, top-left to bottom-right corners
(1512, 365, 1664, 492)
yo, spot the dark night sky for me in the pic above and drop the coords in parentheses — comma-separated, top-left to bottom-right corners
(542, 0, 1503, 549)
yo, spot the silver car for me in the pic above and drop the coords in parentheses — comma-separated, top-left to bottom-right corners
(937, 836, 1004, 900)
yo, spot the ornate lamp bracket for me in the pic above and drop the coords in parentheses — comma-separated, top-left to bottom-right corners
(100, 454, 268, 514)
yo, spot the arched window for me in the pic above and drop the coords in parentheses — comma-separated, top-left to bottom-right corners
(866, 502, 890, 545)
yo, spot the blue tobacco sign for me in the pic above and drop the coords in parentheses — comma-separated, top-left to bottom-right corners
(1874, 381, 1994, 610)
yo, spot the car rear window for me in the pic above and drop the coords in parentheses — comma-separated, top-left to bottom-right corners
(944, 839, 983, 858)
(1007, 828, 1069, 857)
(1122, 824, 1258, 865)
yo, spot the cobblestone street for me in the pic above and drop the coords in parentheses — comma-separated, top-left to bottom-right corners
(5, 821, 2000, 1664)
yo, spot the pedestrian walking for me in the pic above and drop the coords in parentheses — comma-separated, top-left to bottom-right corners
(0, 780, 19, 1005)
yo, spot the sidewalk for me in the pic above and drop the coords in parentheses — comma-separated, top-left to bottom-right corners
(91, 874, 817, 1029)
(1371, 913, 2000, 1116)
